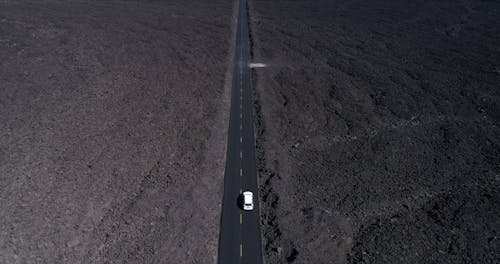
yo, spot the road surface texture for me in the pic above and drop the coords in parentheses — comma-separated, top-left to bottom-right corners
(249, 0, 500, 263)
(0, 0, 233, 263)
(218, 0, 263, 263)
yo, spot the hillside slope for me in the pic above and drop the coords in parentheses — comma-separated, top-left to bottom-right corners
(249, 0, 500, 263)
(0, 1, 233, 263)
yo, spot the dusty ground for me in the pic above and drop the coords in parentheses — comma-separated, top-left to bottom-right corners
(0, 1, 233, 263)
(249, 0, 500, 263)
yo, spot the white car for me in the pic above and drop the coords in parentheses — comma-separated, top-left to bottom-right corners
(242, 191, 254, 211)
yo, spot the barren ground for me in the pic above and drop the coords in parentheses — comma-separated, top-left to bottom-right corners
(0, 1, 233, 263)
(249, 0, 500, 263)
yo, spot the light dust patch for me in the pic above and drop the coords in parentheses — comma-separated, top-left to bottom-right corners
(249, 62, 267, 68)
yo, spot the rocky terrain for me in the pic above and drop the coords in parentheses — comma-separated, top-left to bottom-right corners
(249, 0, 500, 263)
(0, 1, 233, 263)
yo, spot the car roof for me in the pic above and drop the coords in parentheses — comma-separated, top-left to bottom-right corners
(243, 191, 253, 203)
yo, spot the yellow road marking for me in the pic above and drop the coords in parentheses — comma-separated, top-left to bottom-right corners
(240, 244, 243, 257)
(240, 213, 242, 224)
(240, 168, 243, 176)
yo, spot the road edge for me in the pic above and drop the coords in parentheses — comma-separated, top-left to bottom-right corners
(213, 0, 239, 262)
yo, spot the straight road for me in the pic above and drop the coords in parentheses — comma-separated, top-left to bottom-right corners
(218, 0, 263, 263)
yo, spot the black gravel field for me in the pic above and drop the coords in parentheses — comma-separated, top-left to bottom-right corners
(0, 1, 233, 263)
(249, 0, 500, 263)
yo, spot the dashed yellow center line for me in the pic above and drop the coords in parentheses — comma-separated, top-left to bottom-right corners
(240, 213, 242, 224)
(240, 244, 243, 257)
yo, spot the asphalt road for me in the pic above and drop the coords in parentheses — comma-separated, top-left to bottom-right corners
(218, 0, 263, 263)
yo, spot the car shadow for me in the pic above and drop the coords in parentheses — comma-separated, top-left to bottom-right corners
(236, 193, 243, 210)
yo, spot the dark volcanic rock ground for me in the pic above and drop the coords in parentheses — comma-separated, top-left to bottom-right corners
(249, 0, 500, 263)
(0, 1, 233, 263)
